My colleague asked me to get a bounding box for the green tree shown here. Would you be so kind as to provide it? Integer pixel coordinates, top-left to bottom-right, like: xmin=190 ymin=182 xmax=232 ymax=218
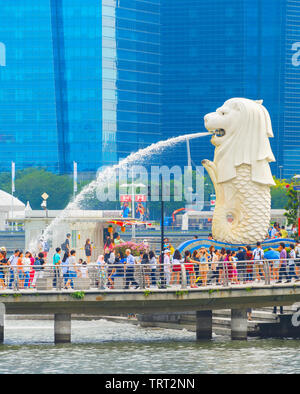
xmin=284 ymin=186 xmax=299 ymax=227
xmin=271 ymin=177 xmax=289 ymax=209
xmin=1 ymin=168 xmax=74 ymax=209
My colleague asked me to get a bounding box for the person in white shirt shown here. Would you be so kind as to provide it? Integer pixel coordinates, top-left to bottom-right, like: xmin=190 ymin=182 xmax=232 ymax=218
xmin=149 ymin=251 xmax=157 ymax=287
xmin=66 ymin=250 xmax=77 ymax=289
xmin=163 ymin=250 xmax=171 ymax=286
xmin=288 ymin=244 xmax=299 ymax=282
xmin=253 ymin=242 xmax=265 ymax=281
xmin=80 ymin=261 xmax=89 ymax=279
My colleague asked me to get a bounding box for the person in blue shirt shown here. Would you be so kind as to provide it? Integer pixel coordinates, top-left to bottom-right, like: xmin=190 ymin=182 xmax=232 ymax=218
xmin=52 ymin=247 xmax=61 ymax=288
xmin=264 ymin=248 xmax=280 ymax=282
xmin=124 ymin=249 xmax=139 ymax=289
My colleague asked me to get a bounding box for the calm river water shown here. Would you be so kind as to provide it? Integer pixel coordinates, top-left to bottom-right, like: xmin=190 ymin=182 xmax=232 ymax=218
xmin=0 ymin=318 xmax=300 ymax=374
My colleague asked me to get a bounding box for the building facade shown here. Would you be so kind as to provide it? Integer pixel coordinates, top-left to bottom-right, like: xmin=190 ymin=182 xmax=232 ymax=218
xmin=0 ymin=0 xmax=161 ymax=174
xmin=0 ymin=0 xmax=299 ymax=178
xmin=161 ymin=0 xmax=291 ymax=178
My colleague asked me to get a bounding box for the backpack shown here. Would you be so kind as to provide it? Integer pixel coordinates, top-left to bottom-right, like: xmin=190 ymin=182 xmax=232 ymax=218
xmin=61 ymin=241 xmax=67 ymax=252
xmin=34 ymin=257 xmax=42 ymax=271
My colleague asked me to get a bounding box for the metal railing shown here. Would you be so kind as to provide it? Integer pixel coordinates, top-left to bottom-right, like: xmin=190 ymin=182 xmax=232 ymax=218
xmin=0 ymin=258 xmax=299 ymax=292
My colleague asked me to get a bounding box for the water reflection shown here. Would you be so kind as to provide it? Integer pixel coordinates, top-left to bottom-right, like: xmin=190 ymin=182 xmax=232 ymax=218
xmin=1 ymin=319 xmax=300 ymax=374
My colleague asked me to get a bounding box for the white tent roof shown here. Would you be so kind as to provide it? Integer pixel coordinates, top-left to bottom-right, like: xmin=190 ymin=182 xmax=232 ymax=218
xmin=0 ymin=190 xmax=25 ymax=211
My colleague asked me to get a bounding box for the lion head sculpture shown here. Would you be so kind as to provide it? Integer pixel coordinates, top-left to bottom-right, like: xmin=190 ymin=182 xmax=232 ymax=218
xmin=204 ymin=98 xmax=275 ymax=186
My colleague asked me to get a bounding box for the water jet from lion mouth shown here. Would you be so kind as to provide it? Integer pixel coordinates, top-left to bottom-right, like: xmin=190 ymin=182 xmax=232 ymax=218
xmin=211 ymin=129 xmax=226 ymax=137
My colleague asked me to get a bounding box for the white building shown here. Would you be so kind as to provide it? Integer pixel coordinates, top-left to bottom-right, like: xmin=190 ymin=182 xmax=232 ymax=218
xmin=0 ymin=190 xmax=25 ymax=231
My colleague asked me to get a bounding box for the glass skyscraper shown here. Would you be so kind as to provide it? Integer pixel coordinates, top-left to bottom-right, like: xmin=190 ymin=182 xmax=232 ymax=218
xmin=0 ymin=0 xmax=161 ymax=174
xmin=161 ymin=0 xmax=289 ymax=177
xmin=0 ymin=0 xmax=299 ymax=178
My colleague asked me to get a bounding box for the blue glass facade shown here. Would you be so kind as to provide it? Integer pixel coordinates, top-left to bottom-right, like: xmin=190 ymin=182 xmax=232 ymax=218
xmin=0 ymin=0 xmax=161 ymax=174
xmin=0 ymin=2 xmax=58 ymax=170
xmin=0 ymin=0 xmax=299 ymax=178
xmin=161 ymin=0 xmax=290 ymax=177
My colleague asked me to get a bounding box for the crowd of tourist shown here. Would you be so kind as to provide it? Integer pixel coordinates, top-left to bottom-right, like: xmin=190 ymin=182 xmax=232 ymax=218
xmin=0 ymin=231 xmax=300 ymax=291
xmin=267 ymin=222 xmax=291 ymax=239
xmin=0 ymin=233 xmax=94 ymax=290
xmin=91 ymin=236 xmax=300 ymax=290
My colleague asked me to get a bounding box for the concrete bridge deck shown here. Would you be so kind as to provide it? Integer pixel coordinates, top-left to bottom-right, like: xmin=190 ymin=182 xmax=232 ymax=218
xmin=1 ymin=282 xmax=300 ymax=343
xmin=1 ymin=282 xmax=300 ymax=315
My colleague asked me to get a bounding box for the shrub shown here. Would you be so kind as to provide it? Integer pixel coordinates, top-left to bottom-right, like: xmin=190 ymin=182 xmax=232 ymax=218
xmin=114 ymin=241 xmax=148 ymax=257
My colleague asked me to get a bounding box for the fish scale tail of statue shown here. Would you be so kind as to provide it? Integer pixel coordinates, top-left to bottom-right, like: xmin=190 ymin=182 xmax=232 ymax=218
xmin=202 ymin=98 xmax=275 ymax=245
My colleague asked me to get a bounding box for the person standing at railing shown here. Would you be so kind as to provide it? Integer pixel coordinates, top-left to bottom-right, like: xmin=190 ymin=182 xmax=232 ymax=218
xmin=108 ymin=251 xmax=125 ymax=289
xmin=31 ymin=252 xmax=46 ymax=288
xmin=0 ymin=249 xmax=9 ymax=288
xmin=107 ymin=251 xmax=115 ymax=280
xmin=192 ymin=250 xmax=200 ymax=280
xmin=96 ymin=254 xmax=106 ymax=289
xmin=124 ymin=249 xmax=139 ymax=290
xmin=163 ymin=249 xmax=172 ymax=287
xmin=78 ymin=260 xmax=88 ymax=279
xmin=170 ymin=249 xmax=182 ymax=286
xmin=207 ymin=246 xmax=218 ymax=285
xmin=264 ymin=248 xmax=280 ymax=282
xmin=198 ymin=248 xmax=209 ymax=287
xmin=149 ymin=251 xmax=157 ymax=287
xmin=0 ymin=250 xmax=7 ymax=290
xmin=287 ymin=244 xmax=299 ymax=282
xmin=253 ymin=242 xmax=265 ymax=282
xmin=244 ymin=246 xmax=254 ymax=282
xmin=67 ymin=250 xmax=77 ymax=289
xmin=236 ymin=247 xmax=246 ymax=283
xmin=52 ymin=247 xmax=62 ymax=288
xmin=23 ymin=252 xmax=31 ymax=289
xmin=61 ymin=251 xmax=70 ymax=289
xmin=8 ymin=250 xmax=19 ymax=289
xmin=217 ymin=248 xmax=226 ymax=284
xmin=28 ymin=252 xmax=35 ymax=288
xmin=16 ymin=251 xmax=24 ymax=289
xmin=231 ymin=251 xmax=239 ymax=283
xmin=183 ymin=250 xmax=197 ymax=288
xmin=225 ymin=250 xmax=236 ymax=284
xmin=141 ymin=253 xmax=151 ymax=288
xmin=277 ymin=242 xmax=288 ymax=283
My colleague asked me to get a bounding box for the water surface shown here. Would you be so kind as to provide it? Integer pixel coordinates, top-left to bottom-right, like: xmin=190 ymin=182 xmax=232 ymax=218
xmin=1 ymin=319 xmax=299 ymax=374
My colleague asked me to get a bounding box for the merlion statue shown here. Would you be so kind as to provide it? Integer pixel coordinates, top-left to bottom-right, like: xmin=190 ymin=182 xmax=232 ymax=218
xmin=202 ymin=98 xmax=275 ymax=244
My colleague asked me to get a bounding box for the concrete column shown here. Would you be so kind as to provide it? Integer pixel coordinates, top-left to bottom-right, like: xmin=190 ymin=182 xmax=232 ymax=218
xmin=231 ymin=309 xmax=248 ymax=340
xmin=196 ymin=310 xmax=212 ymax=340
xmin=0 ymin=303 xmax=4 ymax=344
xmin=54 ymin=313 xmax=71 ymax=344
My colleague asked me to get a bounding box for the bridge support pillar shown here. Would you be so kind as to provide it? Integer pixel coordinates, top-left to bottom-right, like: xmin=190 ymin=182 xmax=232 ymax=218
xmin=231 ymin=309 xmax=248 ymax=340
xmin=196 ymin=310 xmax=212 ymax=340
xmin=54 ymin=313 xmax=71 ymax=344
